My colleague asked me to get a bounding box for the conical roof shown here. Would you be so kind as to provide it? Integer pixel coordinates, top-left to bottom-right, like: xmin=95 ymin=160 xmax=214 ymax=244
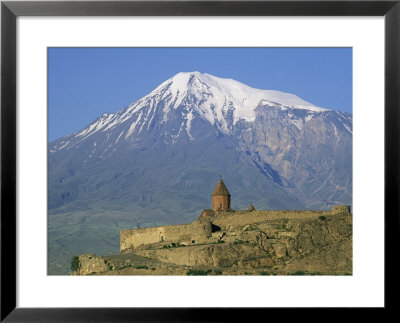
xmin=212 ymin=179 xmax=230 ymax=196
xmin=248 ymin=203 xmax=255 ymax=212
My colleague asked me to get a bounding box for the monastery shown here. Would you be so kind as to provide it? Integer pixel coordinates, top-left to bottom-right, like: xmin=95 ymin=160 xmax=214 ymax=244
xmin=120 ymin=179 xmax=350 ymax=254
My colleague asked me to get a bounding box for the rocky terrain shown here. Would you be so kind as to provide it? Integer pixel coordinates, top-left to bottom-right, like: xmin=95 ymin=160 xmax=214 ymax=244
xmin=73 ymin=209 xmax=352 ymax=276
xmin=50 ymin=72 xmax=352 ymax=275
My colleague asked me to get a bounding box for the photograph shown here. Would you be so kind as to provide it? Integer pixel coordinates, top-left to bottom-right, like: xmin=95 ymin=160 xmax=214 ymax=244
xmin=48 ymin=47 xmax=353 ymax=276
xmin=3 ymin=0 xmax=397 ymax=318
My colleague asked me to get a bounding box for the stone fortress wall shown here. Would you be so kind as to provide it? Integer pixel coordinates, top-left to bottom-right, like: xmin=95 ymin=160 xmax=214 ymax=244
xmin=332 ymin=205 xmax=351 ymax=214
xmin=120 ymin=206 xmax=350 ymax=253
xmin=211 ymin=209 xmax=336 ymax=231
xmin=120 ymin=218 xmax=212 ymax=253
xmin=77 ymin=179 xmax=352 ymax=275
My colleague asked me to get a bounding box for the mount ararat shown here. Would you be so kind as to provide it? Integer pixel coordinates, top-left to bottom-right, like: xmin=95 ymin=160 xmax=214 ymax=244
xmin=48 ymin=72 xmax=352 ymax=274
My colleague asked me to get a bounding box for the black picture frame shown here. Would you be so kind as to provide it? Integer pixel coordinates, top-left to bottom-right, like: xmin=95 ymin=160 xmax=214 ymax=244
xmin=1 ymin=0 xmax=399 ymax=321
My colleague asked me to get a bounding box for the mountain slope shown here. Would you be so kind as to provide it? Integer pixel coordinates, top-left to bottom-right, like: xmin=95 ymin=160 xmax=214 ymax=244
xmin=50 ymin=71 xmax=325 ymax=150
xmin=48 ymin=71 xmax=352 ymax=274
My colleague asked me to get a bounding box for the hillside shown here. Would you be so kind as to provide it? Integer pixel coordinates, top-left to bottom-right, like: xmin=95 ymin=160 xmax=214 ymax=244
xmin=73 ymin=208 xmax=352 ymax=276
xmin=49 ymin=72 xmax=352 ymax=275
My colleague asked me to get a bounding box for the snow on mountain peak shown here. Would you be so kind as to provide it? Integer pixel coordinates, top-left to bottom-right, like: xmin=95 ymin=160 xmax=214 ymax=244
xmin=54 ymin=72 xmax=330 ymax=148
xmin=119 ymin=72 xmax=328 ymax=130
xmin=152 ymin=71 xmax=328 ymax=128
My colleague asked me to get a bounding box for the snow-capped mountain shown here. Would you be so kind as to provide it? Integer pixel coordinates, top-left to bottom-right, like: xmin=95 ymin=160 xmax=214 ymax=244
xmin=50 ymin=71 xmax=332 ymax=152
xmin=48 ymin=71 xmax=352 ymax=274
xmin=49 ymin=72 xmax=352 ymax=220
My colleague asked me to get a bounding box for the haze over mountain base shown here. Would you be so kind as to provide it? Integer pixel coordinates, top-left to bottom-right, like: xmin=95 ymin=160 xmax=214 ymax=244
xmin=48 ymin=72 xmax=352 ymax=275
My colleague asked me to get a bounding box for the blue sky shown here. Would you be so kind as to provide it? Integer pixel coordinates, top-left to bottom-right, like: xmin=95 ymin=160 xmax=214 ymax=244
xmin=48 ymin=47 xmax=352 ymax=141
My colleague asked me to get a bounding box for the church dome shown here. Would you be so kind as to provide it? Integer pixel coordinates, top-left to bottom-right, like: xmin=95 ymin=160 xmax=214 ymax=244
xmin=212 ymin=179 xmax=231 ymax=196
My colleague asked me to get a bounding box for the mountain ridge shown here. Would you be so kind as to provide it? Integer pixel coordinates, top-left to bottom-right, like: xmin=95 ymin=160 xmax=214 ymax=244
xmin=50 ymin=71 xmax=331 ymax=149
xmin=48 ymin=71 xmax=352 ymax=275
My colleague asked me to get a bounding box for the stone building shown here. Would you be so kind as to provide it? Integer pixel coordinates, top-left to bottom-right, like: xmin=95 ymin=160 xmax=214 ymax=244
xmin=121 ymin=178 xmax=233 ymax=252
xmin=120 ymin=179 xmax=351 ymax=254
xmin=211 ymin=178 xmax=231 ymax=212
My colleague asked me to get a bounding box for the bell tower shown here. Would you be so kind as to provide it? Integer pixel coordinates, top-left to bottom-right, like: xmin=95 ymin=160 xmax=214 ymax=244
xmin=211 ymin=179 xmax=231 ymax=212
